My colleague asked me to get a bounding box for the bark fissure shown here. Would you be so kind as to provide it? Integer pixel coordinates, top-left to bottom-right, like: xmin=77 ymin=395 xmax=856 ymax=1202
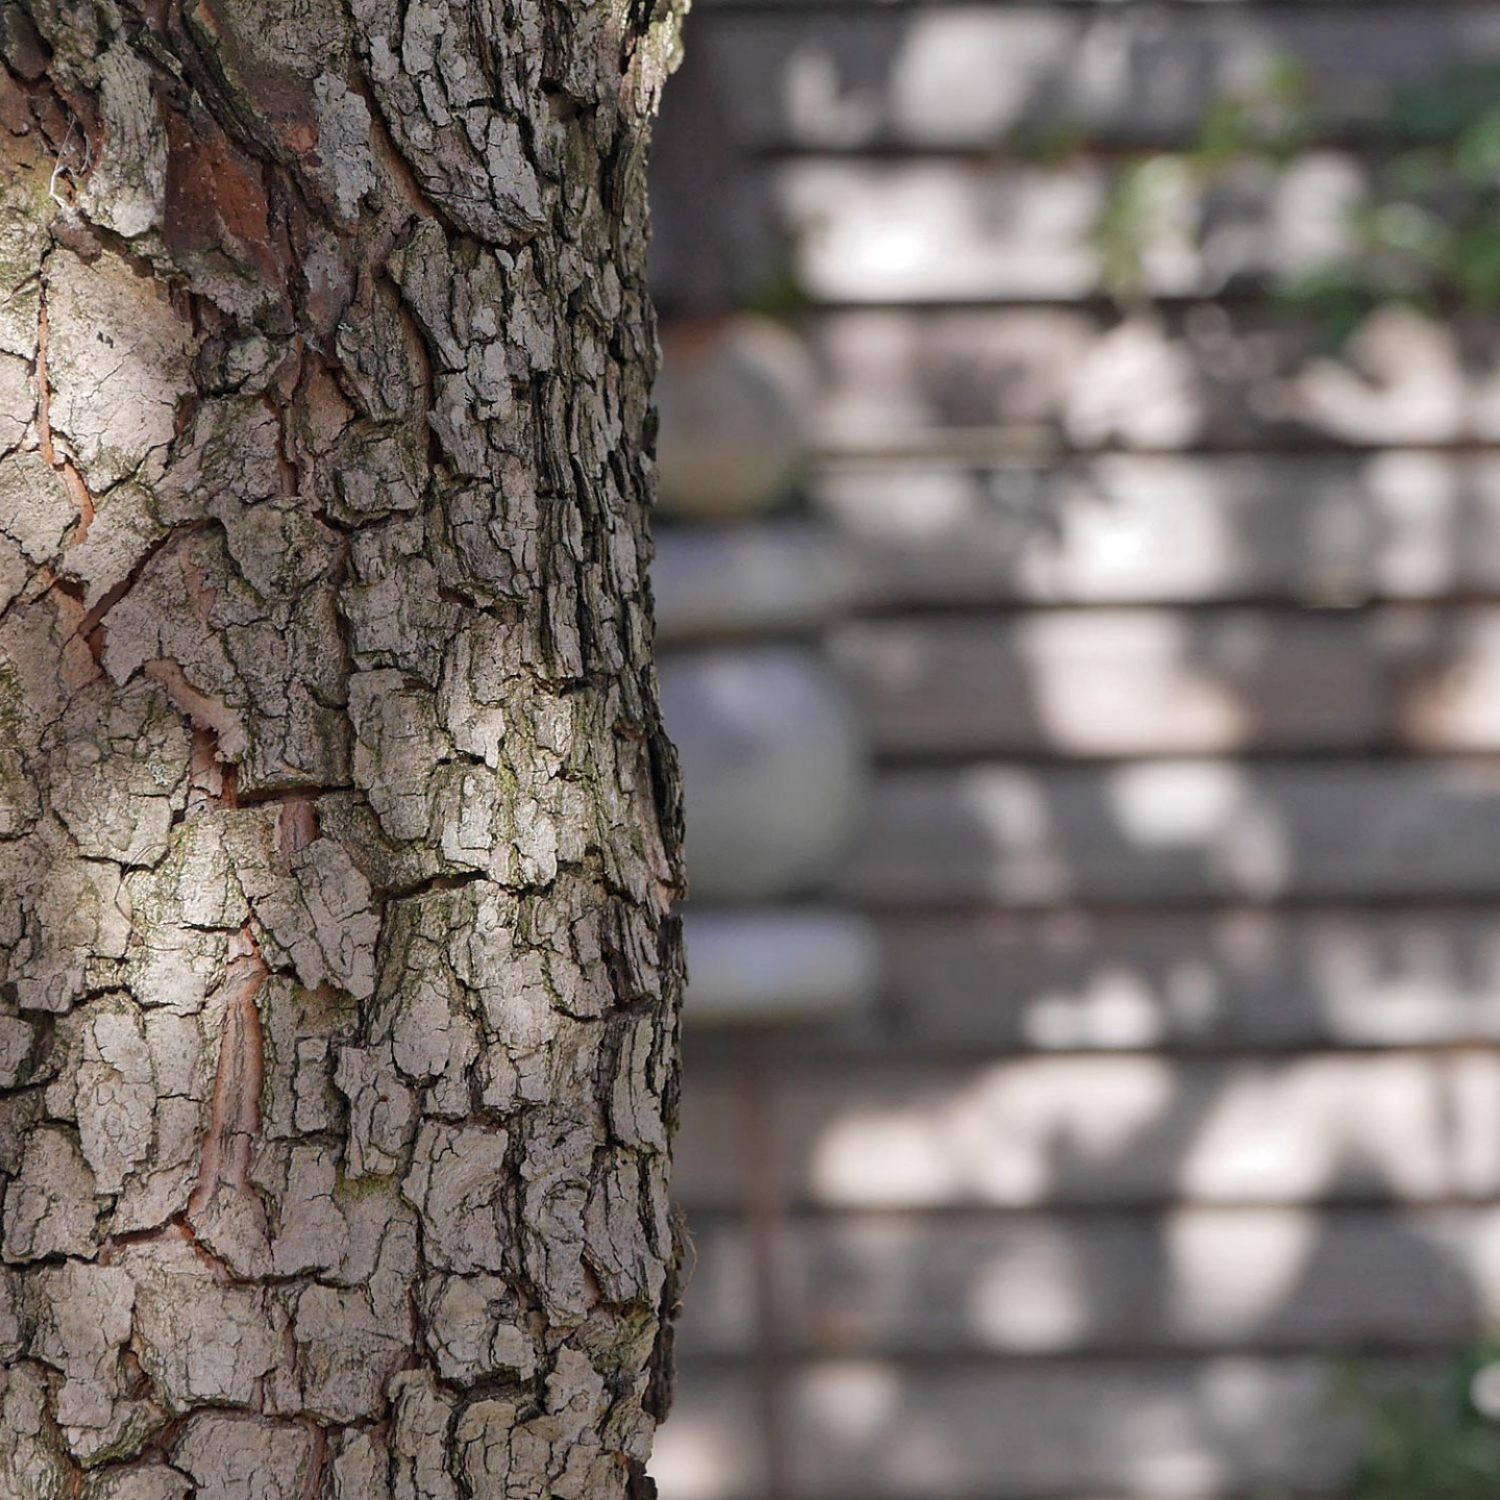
xmin=0 ymin=0 xmax=686 ymax=1494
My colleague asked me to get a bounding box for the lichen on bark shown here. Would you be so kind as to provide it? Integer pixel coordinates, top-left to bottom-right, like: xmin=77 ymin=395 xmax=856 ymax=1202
xmin=0 ymin=0 xmax=686 ymax=1492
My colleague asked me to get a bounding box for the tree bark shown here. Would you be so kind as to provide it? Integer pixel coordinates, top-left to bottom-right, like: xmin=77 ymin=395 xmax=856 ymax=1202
xmin=0 ymin=1 xmax=686 ymax=1494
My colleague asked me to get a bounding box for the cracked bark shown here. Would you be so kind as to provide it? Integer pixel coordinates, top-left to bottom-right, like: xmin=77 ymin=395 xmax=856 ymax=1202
xmin=0 ymin=0 xmax=687 ymax=1494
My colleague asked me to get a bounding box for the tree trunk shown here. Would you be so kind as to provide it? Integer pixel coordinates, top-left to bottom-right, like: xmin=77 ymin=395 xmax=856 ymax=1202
xmin=0 ymin=1 xmax=686 ymax=1494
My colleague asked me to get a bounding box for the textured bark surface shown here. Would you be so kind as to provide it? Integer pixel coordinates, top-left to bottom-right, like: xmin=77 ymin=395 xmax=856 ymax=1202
xmin=0 ymin=1 xmax=686 ymax=1494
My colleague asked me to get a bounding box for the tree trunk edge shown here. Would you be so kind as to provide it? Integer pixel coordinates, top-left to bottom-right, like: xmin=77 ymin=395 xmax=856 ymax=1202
xmin=0 ymin=0 xmax=690 ymax=1494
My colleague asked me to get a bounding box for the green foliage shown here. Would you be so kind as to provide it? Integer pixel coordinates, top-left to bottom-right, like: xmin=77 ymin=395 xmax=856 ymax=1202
xmin=1195 ymin=57 xmax=1314 ymax=171
xmin=1343 ymin=1344 xmax=1500 ymax=1500
xmin=1294 ymin=64 xmax=1500 ymax=329
xmin=1093 ymin=156 xmax=1180 ymax=305
xmin=1091 ymin=60 xmax=1313 ymax=310
xmin=742 ymin=259 xmax=813 ymax=321
xmin=1093 ymin=60 xmax=1500 ymax=339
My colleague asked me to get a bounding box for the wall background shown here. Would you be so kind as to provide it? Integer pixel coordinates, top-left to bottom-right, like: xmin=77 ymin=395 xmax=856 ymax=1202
xmin=647 ymin=5 xmax=1500 ymax=1497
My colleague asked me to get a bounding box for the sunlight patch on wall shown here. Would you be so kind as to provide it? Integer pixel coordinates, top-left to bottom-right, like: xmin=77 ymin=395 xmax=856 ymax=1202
xmin=1018 ymin=611 xmax=1247 ymax=755
xmin=650 ymin=1411 xmax=749 ymax=1500
xmin=809 ymin=1057 xmax=1175 ymax=1207
xmin=802 ymin=1359 xmax=902 ymax=1446
xmin=1166 ymin=1208 xmax=1317 ymax=1336
xmin=970 ymin=1223 xmax=1092 ymax=1350
xmin=964 ymin=768 xmax=1068 ymax=904
xmin=1023 ymin=965 xmax=1167 ymax=1049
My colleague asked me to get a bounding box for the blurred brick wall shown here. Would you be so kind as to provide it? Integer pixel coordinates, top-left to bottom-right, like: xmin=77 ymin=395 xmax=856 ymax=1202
xmin=647 ymin=6 xmax=1500 ymax=1498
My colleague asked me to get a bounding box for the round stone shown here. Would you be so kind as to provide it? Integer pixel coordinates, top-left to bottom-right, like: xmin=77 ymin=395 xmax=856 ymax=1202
xmin=655 ymin=315 xmax=815 ymax=518
xmin=659 ymin=645 xmax=867 ymax=901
